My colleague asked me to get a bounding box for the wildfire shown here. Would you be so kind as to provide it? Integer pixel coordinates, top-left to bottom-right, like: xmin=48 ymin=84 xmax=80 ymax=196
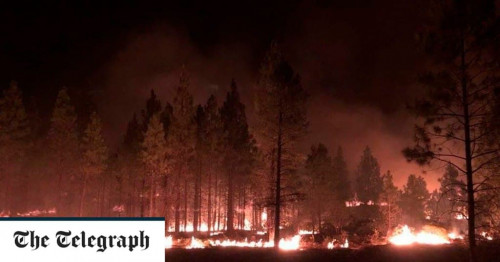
xmin=327 ymin=239 xmax=349 ymax=249
xmin=181 ymin=234 xmax=303 ymax=250
xmin=209 ymin=238 xmax=271 ymax=248
xmin=168 ymin=229 xmax=354 ymax=250
xmin=447 ymin=232 xmax=464 ymax=240
xmin=298 ymin=229 xmax=313 ymax=235
xmin=165 ymin=236 xmax=173 ymax=249
xmin=278 ymin=235 xmax=301 ymax=250
xmin=388 ymin=225 xmax=450 ymax=246
xmin=481 ymin=232 xmax=493 ymax=241
xmin=15 ymin=208 xmax=56 ymax=217
xmin=186 ymin=237 xmax=205 ymax=249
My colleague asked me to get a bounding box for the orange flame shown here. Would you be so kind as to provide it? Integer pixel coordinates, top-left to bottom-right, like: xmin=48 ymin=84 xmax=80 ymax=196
xmin=388 ymin=225 xmax=450 ymax=245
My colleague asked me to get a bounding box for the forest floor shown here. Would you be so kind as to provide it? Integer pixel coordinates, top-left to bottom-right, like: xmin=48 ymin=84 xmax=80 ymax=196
xmin=165 ymin=242 xmax=500 ymax=262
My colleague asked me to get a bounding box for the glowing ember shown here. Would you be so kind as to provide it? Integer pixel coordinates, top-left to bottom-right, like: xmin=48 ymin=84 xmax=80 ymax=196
xmin=16 ymin=208 xmax=56 ymax=217
xmin=186 ymin=237 xmax=205 ymax=249
xmin=112 ymin=205 xmax=125 ymax=213
xmin=165 ymin=236 xmax=173 ymax=249
xmin=388 ymin=225 xmax=450 ymax=245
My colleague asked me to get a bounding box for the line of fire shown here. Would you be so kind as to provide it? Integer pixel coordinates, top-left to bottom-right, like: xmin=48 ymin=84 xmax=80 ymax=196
xmin=1 ymin=0 xmax=500 ymax=261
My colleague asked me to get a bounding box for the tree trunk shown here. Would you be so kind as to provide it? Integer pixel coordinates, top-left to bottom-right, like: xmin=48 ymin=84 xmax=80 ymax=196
xmin=194 ymin=157 xmax=201 ymax=233
xmin=226 ymin=169 xmax=234 ymax=232
xmin=140 ymin=177 xmax=145 ymax=217
xmin=79 ymin=172 xmax=88 ymax=217
xmin=183 ymin=178 xmax=188 ymax=231
xmin=175 ymin=167 xmax=181 ymax=233
xmin=274 ymin=111 xmax=283 ymax=248
xmin=207 ymin=164 xmax=212 ymax=233
xmin=149 ymin=172 xmax=154 ymax=217
xmin=460 ymin=31 xmax=476 ymax=262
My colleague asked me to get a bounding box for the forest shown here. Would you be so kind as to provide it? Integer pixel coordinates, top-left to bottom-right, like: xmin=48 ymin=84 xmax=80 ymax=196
xmin=0 ymin=1 xmax=499 ymax=261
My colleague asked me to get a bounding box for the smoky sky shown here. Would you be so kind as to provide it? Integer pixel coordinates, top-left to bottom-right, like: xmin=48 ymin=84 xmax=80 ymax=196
xmin=0 ymin=0 xmax=443 ymax=189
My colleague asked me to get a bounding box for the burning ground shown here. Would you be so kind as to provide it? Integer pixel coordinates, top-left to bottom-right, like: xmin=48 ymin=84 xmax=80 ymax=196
xmin=164 ymin=243 xmax=500 ymax=262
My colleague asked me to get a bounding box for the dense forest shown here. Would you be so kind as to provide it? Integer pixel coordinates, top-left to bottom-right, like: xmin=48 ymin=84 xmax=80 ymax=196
xmin=0 ymin=2 xmax=499 ymax=259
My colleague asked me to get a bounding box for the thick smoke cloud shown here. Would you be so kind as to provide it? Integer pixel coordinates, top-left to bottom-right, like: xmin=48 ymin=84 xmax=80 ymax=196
xmin=97 ymin=1 xmax=441 ymax=190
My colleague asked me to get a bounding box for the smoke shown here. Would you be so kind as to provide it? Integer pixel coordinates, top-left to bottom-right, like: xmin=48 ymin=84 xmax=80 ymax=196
xmin=94 ymin=2 xmax=442 ymax=190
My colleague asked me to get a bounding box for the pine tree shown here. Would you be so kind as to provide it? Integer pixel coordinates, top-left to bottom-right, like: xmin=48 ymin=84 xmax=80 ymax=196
xmin=124 ymin=114 xmax=142 ymax=154
xmin=402 ymin=1 xmax=499 ymax=258
xmin=141 ymin=90 xmax=162 ymax=132
xmin=255 ymin=42 xmax=308 ymax=246
xmin=379 ymin=170 xmax=402 ymax=233
xmin=399 ymin=174 xmax=430 ymax=226
xmin=193 ymin=105 xmax=205 ymax=232
xmin=220 ymin=80 xmax=256 ymax=233
xmin=169 ymin=69 xmax=195 ymax=232
xmin=302 ymin=143 xmax=335 ymax=233
xmin=80 ymin=112 xmax=108 ymax=216
xmin=141 ymin=114 xmax=168 ymax=217
xmin=437 ymin=164 xmax=466 ymax=224
xmin=203 ymin=95 xmax=221 ymax=232
xmin=0 ymin=81 xmax=31 ymax=213
xmin=47 ymin=87 xmax=79 ymax=215
xmin=332 ymin=146 xmax=351 ymax=202
xmin=355 ymin=146 xmax=383 ymax=203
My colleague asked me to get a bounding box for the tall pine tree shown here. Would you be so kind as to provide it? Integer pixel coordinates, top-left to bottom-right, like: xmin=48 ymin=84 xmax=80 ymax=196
xmin=0 ymin=81 xmax=31 ymax=214
xmin=80 ymin=112 xmax=108 ymax=216
xmin=141 ymin=114 xmax=168 ymax=217
xmin=169 ymin=69 xmax=195 ymax=232
xmin=255 ymin=42 xmax=308 ymax=246
xmin=355 ymin=146 xmax=383 ymax=203
xmin=220 ymin=80 xmax=255 ymax=233
xmin=47 ymin=87 xmax=79 ymax=216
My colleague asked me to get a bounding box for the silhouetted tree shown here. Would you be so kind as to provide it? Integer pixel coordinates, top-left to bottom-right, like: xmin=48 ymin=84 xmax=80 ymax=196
xmin=256 ymin=42 xmax=308 ymax=246
xmin=141 ymin=114 xmax=168 ymax=217
xmin=80 ymin=112 xmax=108 ymax=216
xmin=403 ymin=1 xmax=499 ymax=258
xmin=302 ymin=143 xmax=336 ymax=233
xmin=380 ymin=170 xmax=401 ymax=233
xmin=332 ymin=146 xmax=351 ymax=202
xmin=47 ymin=87 xmax=79 ymax=215
xmin=355 ymin=147 xmax=383 ymax=203
xmin=220 ymin=80 xmax=256 ymax=233
xmin=399 ymin=174 xmax=429 ymax=226
xmin=169 ymin=70 xmax=195 ymax=232
xmin=0 ymin=81 xmax=31 ymax=214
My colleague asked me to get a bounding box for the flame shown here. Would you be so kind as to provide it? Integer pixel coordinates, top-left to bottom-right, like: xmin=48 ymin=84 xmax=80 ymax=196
xmin=15 ymin=208 xmax=56 ymax=217
xmin=207 ymin=235 xmax=301 ymax=250
xmin=389 ymin=225 xmax=450 ymax=245
xmin=165 ymin=236 xmax=173 ymax=249
xmin=327 ymin=239 xmax=349 ymax=249
xmin=261 ymin=210 xmax=267 ymax=221
xmin=278 ymin=235 xmax=301 ymax=250
xmin=209 ymin=238 xmax=269 ymax=248
xmin=481 ymin=232 xmax=493 ymax=241
xmin=186 ymin=237 xmax=205 ymax=249
xmin=448 ymin=232 xmax=464 ymax=240
xmin=298 ymin=229 xmax=313 ymax=235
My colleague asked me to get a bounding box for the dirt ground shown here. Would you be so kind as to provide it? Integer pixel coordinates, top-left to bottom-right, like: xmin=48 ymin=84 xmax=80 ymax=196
xmin=165 ymin=242 xmax=500 ymax=262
